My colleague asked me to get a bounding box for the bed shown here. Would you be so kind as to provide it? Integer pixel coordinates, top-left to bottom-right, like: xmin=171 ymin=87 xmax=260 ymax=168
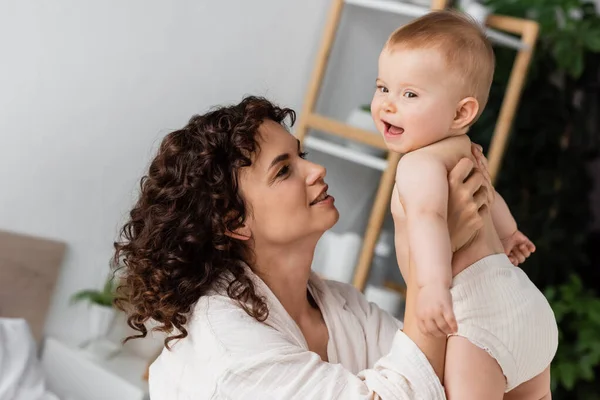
xmin=0 ymin=229 xmax=66 ymax=399
xmin=0 ymin=229 xmax=66 ymax=343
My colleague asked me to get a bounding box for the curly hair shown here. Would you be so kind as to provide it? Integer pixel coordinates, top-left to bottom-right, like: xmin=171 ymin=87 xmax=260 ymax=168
xmin=112 ymin=96 xmax=296 ymax=348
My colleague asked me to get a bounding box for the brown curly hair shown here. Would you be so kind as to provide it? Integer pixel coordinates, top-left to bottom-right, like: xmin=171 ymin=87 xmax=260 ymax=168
xmin=112 ymin=96 xmax=296 ymax=348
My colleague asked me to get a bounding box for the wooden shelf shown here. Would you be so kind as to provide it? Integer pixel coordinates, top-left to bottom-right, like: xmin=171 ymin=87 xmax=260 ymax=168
xmin=306 ymin=113 xmax=388 ymax=150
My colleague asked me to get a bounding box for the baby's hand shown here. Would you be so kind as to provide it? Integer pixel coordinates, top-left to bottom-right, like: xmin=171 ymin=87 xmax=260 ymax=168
xmin=502 ymin=230 xmax=536 ymax=266
xmin=416 ymin=284 xmax=457 ymax=337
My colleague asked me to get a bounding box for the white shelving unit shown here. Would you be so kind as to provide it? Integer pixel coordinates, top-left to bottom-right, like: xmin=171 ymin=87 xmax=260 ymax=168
xmin=346 ymin=0 xmax=430 ymax=17
xmin=346 ymin=0 xmax=527 ymax=50
xmin=302 ymin=0 xmax=529 ymax=178
xmin=304 ymin=137 xmax=388 ymax=171
xmin=295 ymin=0 xmax=539 ymax=290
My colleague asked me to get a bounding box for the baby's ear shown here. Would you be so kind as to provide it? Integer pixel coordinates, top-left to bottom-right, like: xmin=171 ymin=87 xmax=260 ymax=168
xmin=452 ymin=97 xmax=479 ymax=130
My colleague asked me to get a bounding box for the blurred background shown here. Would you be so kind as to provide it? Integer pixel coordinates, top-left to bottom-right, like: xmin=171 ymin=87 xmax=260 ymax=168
xmin=0 ymin=1 xmax=599 ymax=399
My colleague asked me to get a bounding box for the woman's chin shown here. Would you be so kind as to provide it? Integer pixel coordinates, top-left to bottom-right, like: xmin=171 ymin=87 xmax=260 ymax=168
xmin=311 ymin=207 xmax=340 ymax=235
xmin=330 ymin=208 xmax=340 ymax=224
xmin=322 ymin=208 xmax=340 ymax=230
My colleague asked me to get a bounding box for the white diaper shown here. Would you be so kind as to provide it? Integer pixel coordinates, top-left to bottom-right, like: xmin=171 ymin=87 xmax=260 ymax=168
xmin=450 ymin=254 xmax=558 ymax=392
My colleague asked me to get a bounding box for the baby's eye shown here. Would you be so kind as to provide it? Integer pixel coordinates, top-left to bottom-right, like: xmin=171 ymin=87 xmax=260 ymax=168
xmin=403 ymin=91 xmax=417 ymax=98
xmin=377 ymin=85 xmax=389 ymax=93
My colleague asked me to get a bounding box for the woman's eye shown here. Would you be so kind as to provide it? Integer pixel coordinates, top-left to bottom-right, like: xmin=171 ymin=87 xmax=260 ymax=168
xmin=299 ymin=151 xmax=308 ymax=159
xmin=276 ymin=165 xmax=290 ymax=178
xmin=403 ymin=91 xmax=417 ymax=98
xmin=377 ymin=85 xmax=389 ymax=93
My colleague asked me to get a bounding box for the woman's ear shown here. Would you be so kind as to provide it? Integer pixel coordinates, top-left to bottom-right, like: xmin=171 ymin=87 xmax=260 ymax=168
xmin=452 ymin=97 xmax=479 ymax=131
xmin=225 ymin=227 xmax=251 ymax=241
xmin=224 ymin=216 xmax=252 ymax=241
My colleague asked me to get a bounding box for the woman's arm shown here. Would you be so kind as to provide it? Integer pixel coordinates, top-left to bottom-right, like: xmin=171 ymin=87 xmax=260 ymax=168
xmin=401 ymin=146 xmax=492 ymax=381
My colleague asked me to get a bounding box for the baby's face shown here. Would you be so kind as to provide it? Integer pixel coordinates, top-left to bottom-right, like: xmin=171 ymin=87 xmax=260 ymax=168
xmin=371 ymin=47 xmax=462 ymax=154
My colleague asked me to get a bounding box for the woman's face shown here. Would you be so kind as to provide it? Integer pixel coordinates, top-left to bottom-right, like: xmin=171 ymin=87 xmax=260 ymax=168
xmin=238 ymin=120 xmax=339 ymax=248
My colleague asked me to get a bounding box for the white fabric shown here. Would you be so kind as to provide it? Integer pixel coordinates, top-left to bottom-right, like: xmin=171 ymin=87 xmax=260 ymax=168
xmin=0 ymin=318 xmax=59 ymax=400
xmin=450 ymin=254 xmax=558 ymax=391
xmin=149 ymin=271 xmax=446 ymax=399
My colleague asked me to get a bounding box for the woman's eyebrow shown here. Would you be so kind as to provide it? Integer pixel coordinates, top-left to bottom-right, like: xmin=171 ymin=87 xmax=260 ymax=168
xmin=268 ymin=139 xmax=301 ymax=170
xmin=268 ymin=153 xmax=290 ymax=170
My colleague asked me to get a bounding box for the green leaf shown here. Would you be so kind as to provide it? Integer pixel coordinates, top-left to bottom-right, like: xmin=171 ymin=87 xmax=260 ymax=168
xmin=71 ymin=290 xmax=101 ymax=304
xmin=559 ymin=363 xmax=577 ymax=390
xmin=103 ymin=276 xmax=113 ymax=294
xmin=578 ymin=355 xmax=595 ymax=381
xmin=71 ymin=275 xmax=116 ymax=307
xmin=570 ymin=50 xmax=584 ymax=78
xmin=584 ymin=32 xmax=600 ymax=52
xmin=552 ymin=39 xmax=572 ymax=70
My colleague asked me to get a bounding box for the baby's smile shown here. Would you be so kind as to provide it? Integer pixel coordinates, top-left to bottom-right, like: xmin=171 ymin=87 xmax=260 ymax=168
xmin=382 ymin=119 xmax=404 ymax=138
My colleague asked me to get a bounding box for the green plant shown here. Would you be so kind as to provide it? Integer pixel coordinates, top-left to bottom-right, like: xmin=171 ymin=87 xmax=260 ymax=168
xmin=469 ymin=0 xmax=600 ymax=398
xmin=545 ymin=276 xmax=600 ymax=397
xmin=71 ymin=275 xmax=117 ymax=307
xmin=482 ymin=0 xmax=600 ymax=79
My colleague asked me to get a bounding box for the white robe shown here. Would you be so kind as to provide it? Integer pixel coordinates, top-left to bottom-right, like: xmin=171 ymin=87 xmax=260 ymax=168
xmin=149 ymin=270 xmax=446 ymax=399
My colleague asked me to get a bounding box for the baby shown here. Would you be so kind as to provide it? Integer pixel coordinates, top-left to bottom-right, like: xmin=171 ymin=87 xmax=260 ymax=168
xmin=370 ymin=11 xmax=558 ymax=399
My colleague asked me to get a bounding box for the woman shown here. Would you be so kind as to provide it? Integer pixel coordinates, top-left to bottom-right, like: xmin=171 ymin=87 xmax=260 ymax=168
xmin=113 ymin=96 xmax=492 ymax=399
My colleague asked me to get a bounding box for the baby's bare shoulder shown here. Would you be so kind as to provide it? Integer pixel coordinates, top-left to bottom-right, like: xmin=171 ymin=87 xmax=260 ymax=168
xmin=416 ymin=135 xmax=473 ymax=170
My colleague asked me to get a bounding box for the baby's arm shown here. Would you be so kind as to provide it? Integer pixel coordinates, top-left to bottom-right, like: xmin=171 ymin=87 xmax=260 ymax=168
xmin=396 ymin=152 xmax=456 ymax=337
xmin=491 ymin=191 xmax=536 ymax=265
xmin=491 ymin=191 xmax=517 ymax=239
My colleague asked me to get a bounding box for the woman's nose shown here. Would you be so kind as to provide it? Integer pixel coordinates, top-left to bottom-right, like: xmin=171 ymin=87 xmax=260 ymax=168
xmin=305 ymin=161 xmax=327 ymax=185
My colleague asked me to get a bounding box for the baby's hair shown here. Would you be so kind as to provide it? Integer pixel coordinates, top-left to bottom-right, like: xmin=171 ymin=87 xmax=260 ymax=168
xmin=386 ymin=10 xmax=495 ymax=122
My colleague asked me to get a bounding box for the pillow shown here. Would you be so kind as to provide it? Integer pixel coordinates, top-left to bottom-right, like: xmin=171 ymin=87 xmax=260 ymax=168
xmin=0 ymin=318 xmax=59 ymax=400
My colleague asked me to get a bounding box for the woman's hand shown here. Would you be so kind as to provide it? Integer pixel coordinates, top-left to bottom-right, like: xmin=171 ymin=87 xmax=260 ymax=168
xmin=447 ymin=144 xmax=493 ymax=252
xmin=471 ymin=143 xmax=494 ymax=203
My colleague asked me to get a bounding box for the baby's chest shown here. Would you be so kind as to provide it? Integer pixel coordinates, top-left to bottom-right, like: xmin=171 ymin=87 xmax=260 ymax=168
xmin=390 ymin=184 xmax=406 ymax=221
xmin=390 ymin=188 xmax=408 ymax=243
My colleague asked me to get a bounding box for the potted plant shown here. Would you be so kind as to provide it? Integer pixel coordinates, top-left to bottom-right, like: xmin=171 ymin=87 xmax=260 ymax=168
xmin=71 ymin=275 xmax=119 ymax=342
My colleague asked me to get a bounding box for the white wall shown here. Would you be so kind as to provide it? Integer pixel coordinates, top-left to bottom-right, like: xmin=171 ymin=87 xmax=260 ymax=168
xmin=0 ymin=0 xmax=332 ymax=343
xmin=0 ymin=0 xmax=410 ymax=344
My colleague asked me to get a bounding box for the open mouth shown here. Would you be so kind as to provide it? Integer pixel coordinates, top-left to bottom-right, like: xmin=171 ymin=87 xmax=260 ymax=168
xmin=310 ymin=185 xmax=331 ymax=206
xmin=383 ymin=121 xmax=404 ymax=136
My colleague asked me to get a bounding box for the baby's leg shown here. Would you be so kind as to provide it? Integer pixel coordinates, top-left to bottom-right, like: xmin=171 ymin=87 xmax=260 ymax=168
xmin=444 ymin=336 xmax=505 ymax=400
xmin=503 ymin=366 xmax=551 ymax=400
